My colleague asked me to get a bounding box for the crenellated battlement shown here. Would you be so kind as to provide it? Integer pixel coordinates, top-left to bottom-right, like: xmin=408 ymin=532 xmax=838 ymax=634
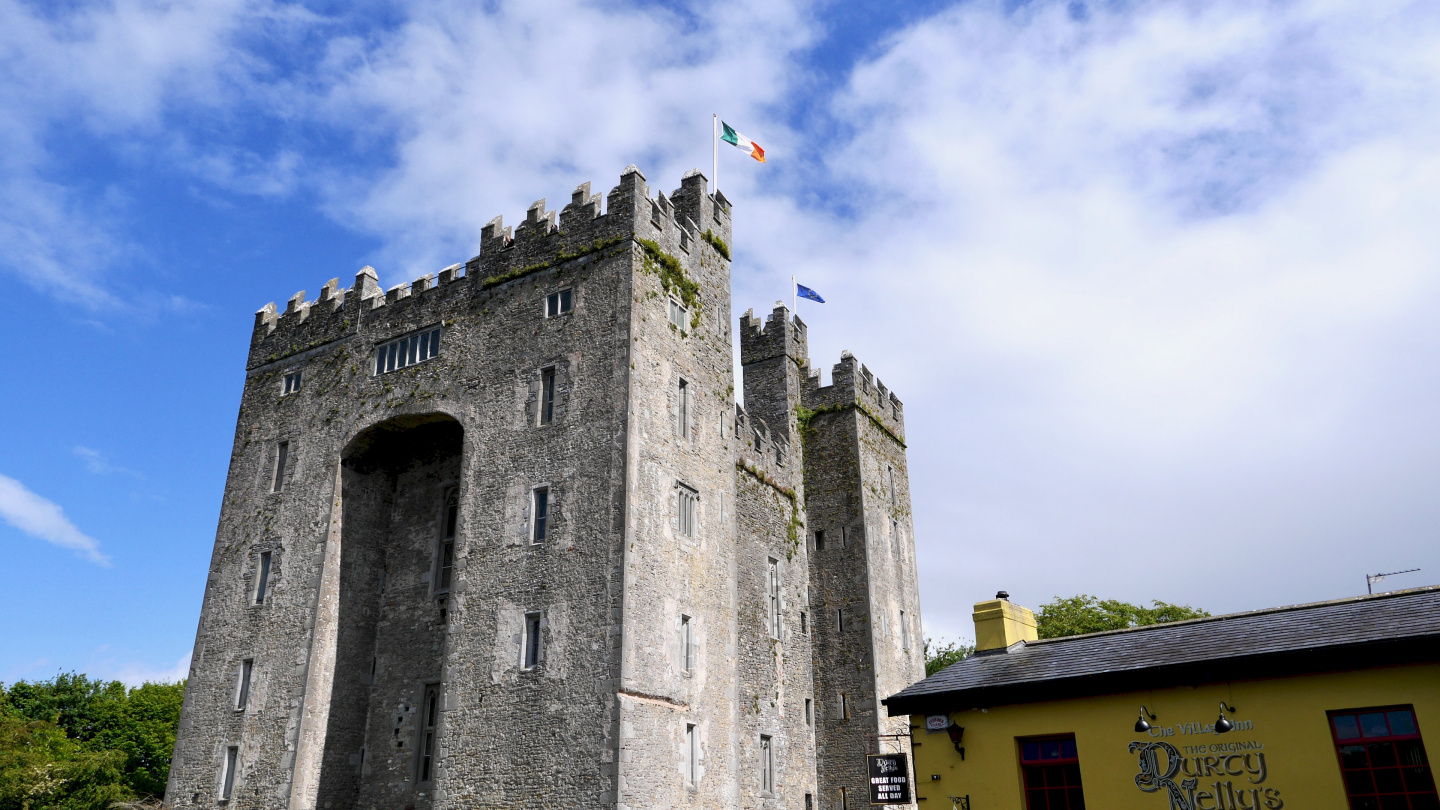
xmin=801 ymin=350 xmax=906 ymax=443
xmin=246 ymin=167 xmax=731 ymax=371
xmin=733 ymin=403 xmax=794 ymax=485
xmin=739 ymin=303 xmax=809 ymax=367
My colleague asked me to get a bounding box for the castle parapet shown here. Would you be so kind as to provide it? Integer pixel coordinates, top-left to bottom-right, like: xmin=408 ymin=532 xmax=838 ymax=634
xmin=740 ymin=303 xmax=809 ymax=367
xmin=734 ymin=404 xmax=795 ymax=488
xmin=245 ymin=167 xmax=728 ymax=371
xmin=801 ymin=351 xmax=906 ymax=442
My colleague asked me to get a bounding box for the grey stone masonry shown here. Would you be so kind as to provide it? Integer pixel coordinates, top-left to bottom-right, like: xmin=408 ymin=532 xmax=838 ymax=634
xmin=168 ymin=166 xmax=922 ymax=810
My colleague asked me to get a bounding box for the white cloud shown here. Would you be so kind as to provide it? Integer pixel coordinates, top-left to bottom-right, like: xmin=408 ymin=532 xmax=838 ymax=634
xmin=0 ymin=473 xmax=109 ymax=565
xmin=74 ymin=446 xmax=145 ymax=479
xmin=93 ymin=651 xmax=193 ymax=688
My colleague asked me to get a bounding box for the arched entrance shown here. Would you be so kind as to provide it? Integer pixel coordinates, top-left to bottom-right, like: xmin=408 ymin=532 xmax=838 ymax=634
xmin=314 ymin=413 xmax=463 ymax=810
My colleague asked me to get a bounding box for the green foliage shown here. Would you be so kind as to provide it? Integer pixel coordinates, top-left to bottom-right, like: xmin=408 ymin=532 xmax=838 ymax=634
xmin=923 ymin=637 xmax=974 ymax=676
xmin=637 ymin=238 xmax=702 ymax=328
xmin=0 ymin=674 xmax=186 ymax=804
xmin=0 ymin=716 xmax=131 ymax=810
xmin=1035 ymin=595 xmax=1210 ymax=639
xmin=479 ymin=235 xmax=627 ymax=290
xmin=701 ymin=229 xmax=730 ymax=260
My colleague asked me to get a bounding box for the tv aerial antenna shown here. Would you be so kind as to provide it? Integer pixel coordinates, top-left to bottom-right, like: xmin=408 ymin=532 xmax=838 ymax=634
xmin=1367 ymin=568 xmax=1420 ymax=594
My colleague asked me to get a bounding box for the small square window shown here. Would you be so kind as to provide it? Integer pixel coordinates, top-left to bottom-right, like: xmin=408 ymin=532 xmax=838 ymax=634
xmin=546 ymin=289 xmax=573 ymax=317
xmin=282 ymin=370 xmax=302 ymax=395
xmin=669 ymin=299 xmax=687 ymax=329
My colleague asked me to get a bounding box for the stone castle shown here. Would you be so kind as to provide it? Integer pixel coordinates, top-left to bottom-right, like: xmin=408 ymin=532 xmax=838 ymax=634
xmin=167 ymin=166 xmax=924 ymax=809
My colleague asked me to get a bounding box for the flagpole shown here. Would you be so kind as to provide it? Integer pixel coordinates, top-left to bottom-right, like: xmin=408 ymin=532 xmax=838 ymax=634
xmin=792 ymin=275 xmax=796 ymax=316
xmin=712 ymin=114 xmax=718 ymax=199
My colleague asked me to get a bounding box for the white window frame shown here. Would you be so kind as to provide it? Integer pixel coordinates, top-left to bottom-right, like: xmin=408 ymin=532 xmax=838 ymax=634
xmin=374 ymin=326 xmax=442 ymax=375
xmin=282 ymin=369 xmax=302 ymax=396
xmin=545 ymin=288 xmax=573 ymax=318
xmin=669 ymin=298 xmax=687 ymax=329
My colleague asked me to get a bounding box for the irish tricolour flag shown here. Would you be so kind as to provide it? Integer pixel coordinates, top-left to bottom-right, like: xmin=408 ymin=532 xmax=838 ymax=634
xmin=721 ymin=121 xmax=766 ymax=163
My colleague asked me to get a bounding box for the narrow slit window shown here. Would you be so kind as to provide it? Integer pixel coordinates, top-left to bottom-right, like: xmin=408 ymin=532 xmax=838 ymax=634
xmin=221 ymin=745 xmax=238 ymax=800
xmin=836 ymin=608 xmax=845 ymax=633
xmin=686 ymin=723 xmax=699 ymax=785
xmin=254 ymin=551 xmax=271 ymax=605
xmin=768 ymin=558 xmax=781 ymax=639
xmin=840 ymin=527 xmax=848 ymax=548
xmin=899 ymin=610 xmax=908 ymax=649
xmin=840 ymin=693 xmax=849 ymax=720
xmin=282 ymin=370 xmax=302 ymax=395
xmin=523 ymin=612 xmax=542 ymax=669
xmin=800 ymin=611 xmax=807 ymax=634
xmin=417 ymin=685 xmax=440 ymax=783
xmin=236 ymin=659 xmax=253 ymax=711
xmin=680 ymin=614 xmax=693 ymax=673
xmin=677 ymin=486 xmax=696 ymax=538
xmin=678 ymin=379 xmax=690 ymax=439
xmin=532 ymin=487 xmax=549 ymax=543
xmin=805 ymin=698 xmax=813 ymax=726
xmin=888 ymin=465 xmax=896 ymax=504
xmin=540 ymin=368 xmax=557 ymax=425
xmin=546 ymin=289 xmax=572 ymax=317
xmin=436 ymin=491 xmax=457 ymax=594
xmin=374 ymin=327 xmax=441 ymax=375
xmin=760 ymin=735 xmax=774 ymax=794
xmin=272 ymin=442 xmax=289 ymax=493
xmin=839 ymin=786 xmax=848 ymax=810
xmin=814 ymin=530 xmax=825 ymax=551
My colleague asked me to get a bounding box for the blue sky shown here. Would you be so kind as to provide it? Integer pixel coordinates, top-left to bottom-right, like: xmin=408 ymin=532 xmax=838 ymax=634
xmin=4 ymin=0 xmax=1440 ymax=685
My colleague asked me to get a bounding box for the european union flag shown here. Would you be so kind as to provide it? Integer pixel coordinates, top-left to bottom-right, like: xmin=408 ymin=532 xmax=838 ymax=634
xmin=796 ymin=283 xmax=825 ymax=303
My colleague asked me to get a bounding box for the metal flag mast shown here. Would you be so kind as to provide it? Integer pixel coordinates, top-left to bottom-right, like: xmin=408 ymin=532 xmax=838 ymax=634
xmin=712 ymin=114 xmax=719 ymax=200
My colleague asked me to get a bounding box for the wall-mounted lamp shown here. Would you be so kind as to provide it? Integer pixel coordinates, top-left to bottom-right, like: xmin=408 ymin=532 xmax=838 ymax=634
xmin=1215 ymin=702 xmax=1238 ymax=734
xmin=1135 ymin=705 xmax=1157 ymax=733
xmin=947 ymin=724 xmax=966 ymax=760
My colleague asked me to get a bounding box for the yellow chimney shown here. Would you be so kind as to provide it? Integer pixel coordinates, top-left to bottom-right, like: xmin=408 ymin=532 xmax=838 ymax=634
xmin=973 ymin=591 xmax=1038 ymax=652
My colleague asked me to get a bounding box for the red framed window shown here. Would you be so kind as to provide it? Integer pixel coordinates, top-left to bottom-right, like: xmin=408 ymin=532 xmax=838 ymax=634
xmin=1330 ymin=706 xmax=1438 ymax=810
xmin=1020 ymin=735 xmax=1085 ymax=810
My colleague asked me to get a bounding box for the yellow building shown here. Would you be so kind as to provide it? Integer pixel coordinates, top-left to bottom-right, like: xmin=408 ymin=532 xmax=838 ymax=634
xmin=883 ymin=586 xmax=1440 ymax=810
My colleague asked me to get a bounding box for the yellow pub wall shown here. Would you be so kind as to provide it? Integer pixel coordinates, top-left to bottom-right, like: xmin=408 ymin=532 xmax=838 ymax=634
xmin=909 ymin=662 xmax=1440 ymax=809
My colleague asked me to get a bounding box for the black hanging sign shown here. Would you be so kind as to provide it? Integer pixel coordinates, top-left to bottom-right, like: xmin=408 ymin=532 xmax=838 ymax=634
xmin=868 ymin=753 xmax=911 ymax=804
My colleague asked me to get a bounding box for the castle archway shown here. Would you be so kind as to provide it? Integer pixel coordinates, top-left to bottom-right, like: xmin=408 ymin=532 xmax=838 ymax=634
xmin=316 ymin=412 xmax=463 ymax=810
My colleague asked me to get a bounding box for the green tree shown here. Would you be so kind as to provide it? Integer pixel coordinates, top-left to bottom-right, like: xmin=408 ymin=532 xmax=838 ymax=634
xmin=0 ymin=675 xmax=186 ymax=802
xmin=0 ymin=715 xmax=131 ymax=810
xmin=1035 ymin=595 xmax=1209 ymax=639
xmin=923 ymin=637 xmax=975 ymax=676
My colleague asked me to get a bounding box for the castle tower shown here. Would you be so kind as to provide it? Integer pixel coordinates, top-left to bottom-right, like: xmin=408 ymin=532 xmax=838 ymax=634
xmin=801 ymin=353 xmax=924 ymax=808
xmin=166 ymin=166 xmax=919 ymax=810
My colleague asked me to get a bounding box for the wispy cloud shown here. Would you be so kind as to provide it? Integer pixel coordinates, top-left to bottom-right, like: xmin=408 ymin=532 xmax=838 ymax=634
xmin=0 ymin=474 xmax=108 ymax=565
xmin=74 ymin=446 xmax=144 ymax=479
xmin=90 ymin=651 xmax=193 ymax=688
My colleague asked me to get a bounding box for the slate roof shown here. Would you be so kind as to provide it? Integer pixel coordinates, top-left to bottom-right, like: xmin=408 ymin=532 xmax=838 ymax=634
xmin=885 ymin=585 xmax=1440 ymax=716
